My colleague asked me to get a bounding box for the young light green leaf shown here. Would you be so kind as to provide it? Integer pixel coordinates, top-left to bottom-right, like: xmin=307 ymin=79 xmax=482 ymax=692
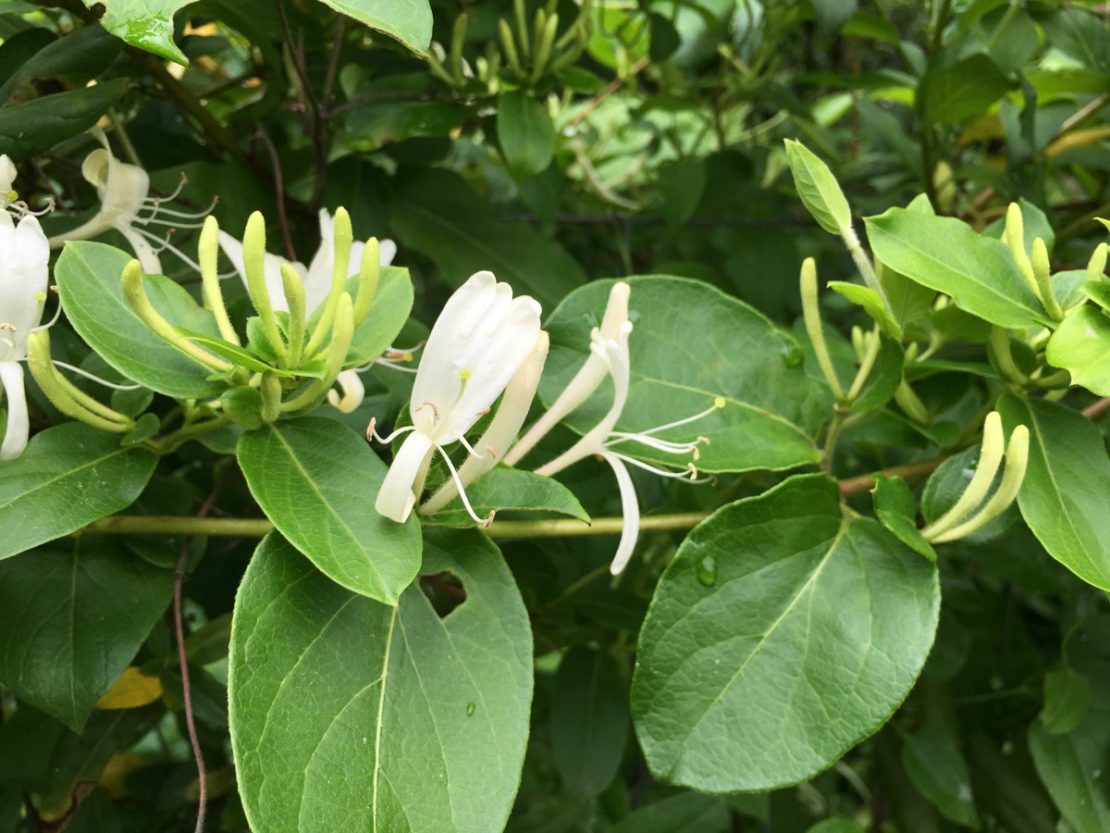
xmin=229 ymin=530 xmax=532 ymax=833
xmin=631 ymin=474 xmax=939 ymax=792
xmin=428 ymin=467 xmax=589 ymax=527
xmin=784 ymin=139 xmax=852 ymax=235
xmin=997 ymin=395 xmax=1110 ymax=590
xmin=81 ymin=0 xmax=197 ymax=64
xmin=541 ymin=277 xmax=825 ymax=473
xmin=1046 ymin=306 xmax=1110 ymax=396
xmin=315 ymin=0 xmax=432 ymax=53
xmin=828 ymin=281 xmax=901 ymax=337
xmin=497 ymin=90 xmax=556 ymax=179
xmin=0 ymin=543 xmax=172 ymax=731
xmin=345 ymin=267 xmax=414 ymax=366
xmin=236 ymin=416 xmax=421 ymax=604
xmin=0 ymin=423 xmax=156 ymax=561
xmin=866 ymin=208 xmax=1048 ymax=328
xmin=56 ymin=242 xmax=225 ymax=399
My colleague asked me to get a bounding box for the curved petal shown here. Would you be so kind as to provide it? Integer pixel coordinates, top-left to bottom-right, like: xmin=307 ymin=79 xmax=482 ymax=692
xmin=600 ymin=451 xmax=640 ymax=575
xmin=374 ymin=430 xmax=435 ymax=523
xmin=121 ymin=227 xmax=163 ymax=276
xmin=0 ymin=214 xmax=49 ymax=358
xmin=379 ymin=238 xmax=397 ymax=266
xmin=327 ymin=369 xmax=365 ymax=414
xmin=0 ymin=361 xmax=29 ymax=461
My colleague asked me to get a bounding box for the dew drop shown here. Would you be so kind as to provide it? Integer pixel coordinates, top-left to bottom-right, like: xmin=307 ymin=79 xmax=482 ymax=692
xmin=466 ymin=702 xmax=476 ymax=717
xmin=779 ymin=341 xmax=803 ymax=368
xmin=695 ymin=555 xmax=718 ymax=587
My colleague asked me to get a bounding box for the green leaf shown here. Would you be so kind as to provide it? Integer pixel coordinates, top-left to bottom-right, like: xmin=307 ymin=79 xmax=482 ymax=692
xmin=429 ymin=467 xmax=589 ymax=526
xmin=236 ymin=416 xmax=421 ymax=604
xmin=784 ymin=139 xmax=852 ymax=235
xmin=82 ymin=0 xmax=197 ymax=63
xmin=1029 ymin=712 xmax=1110 ymax=833
xmin=657 ymin=157 xmax=706 ymax=231
xmin=1043 ymin=8 xmax=1110 ymax=73
xmin=1041 ymin=668 xmax=1091 ymax=736
xmin=229 ymin=530 xmax=532 ymax=833
xmin=497 ymin=91 xmax=556 ymax=180
xmin=828 ymin=281 xmax=902 ymax=337
xmin=805 ymin=821 xmax=865 ymax=833
xmin=346 ymin=267 xmax=414 ymax=366
xmin=0 ymin=543 xmax=172 ymax=731
xmin=38 ymin=704 xmax=161 ymax=819
xmin=921 ymin=54 xmax=1012 ymax=124
xmin=314 ymin=0 xmax=432 ymax=52
xmin=390 ymin=169 xmax=585 ymax=307
xmin=540 ymin=277 xmax=825 ymax=474
xmin=605 ymin=793 xmax=729 ymax=833
xmin=0 ymin=24 xmax=119 ymax=105
xmin=872 ymin=475 xmax=936 ymax=561
xmin=0 ymin=78 xmax=127 ymax=159
xmin=866 ymin=208 xmax=1048 ymax=329
xmin=997 ymin=395 xmax=1110 ymax=591
xmin=1085 ymin=280 xmax=1110 ymax=312
xmin=631 ymin=475 xmax=939 ymax=792
xmin=1046 ymin=306 xmax=1110 ymax=396
xmin=56 ymin=242 xmax=225 ymax=399
xmin=900 ymin=718 xmax=979 ymax=827
xmin=550 ymin=648 xmax=629 ymax=797
xmin=0 ymin=423 xmax=156 ymax=561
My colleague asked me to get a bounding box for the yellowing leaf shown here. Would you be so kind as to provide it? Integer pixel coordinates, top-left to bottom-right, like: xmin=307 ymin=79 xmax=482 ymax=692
xmin=96 ymin=666 xmax=164 ymax=710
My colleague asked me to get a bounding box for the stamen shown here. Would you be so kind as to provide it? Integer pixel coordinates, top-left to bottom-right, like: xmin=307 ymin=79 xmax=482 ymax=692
xmin=51 ymin=360 xmax=143 ymax=390
xmin=133 ymin=227 xmax=204 ymax=272
xmin=366 ymin=417 xmax=416 ymax=445
xmin=632 ymin=397 xmax=726 ymax=438
xmin=456 ymin=434 xmax=488 ymax=460
xmin=606 ymin=432 xmax=700 ymax=455
xmin=414 ymin=400 xmax=441 ymax=424
xmin=434 ymin=442 xmax=488 ymax=525
xmin=143 ymin=172 xmax=189 ymax=203
xmin=609 ymin=451 xmax=708 ymax=482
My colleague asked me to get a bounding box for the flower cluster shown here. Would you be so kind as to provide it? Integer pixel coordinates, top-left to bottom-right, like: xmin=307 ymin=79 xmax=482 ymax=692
xmin=372 ymin=277 xmax=721 ymax=574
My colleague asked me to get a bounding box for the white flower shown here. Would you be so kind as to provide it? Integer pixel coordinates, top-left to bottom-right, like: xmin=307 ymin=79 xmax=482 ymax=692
xmin=0 ymin=154 xmax=17 ymax=208
xmin=0 ymin=212 xmax=49 ymax=460
xmin=218 ymin=208 xmax=397 ymax=315
xmin=523 ymin=282 xmax=721 ymax=574
xmin=373 ymin=271 xmax=543 ymax=523
xmin=48 ymin=130 xmax=209 ymax=274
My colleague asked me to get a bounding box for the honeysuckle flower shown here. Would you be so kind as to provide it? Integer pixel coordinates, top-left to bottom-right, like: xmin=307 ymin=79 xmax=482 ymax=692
xmin=219 ymin=208 xmax=397 ymax=315
xmin=520 ymin=282 xmax=721 ymax=575
xmin=48 ymin=130 xmax=211 ymax=274
xmin=372 ymin=271 xmax=543 ymax=524
xmin=0 ymin=212 xmax=49 ymax=460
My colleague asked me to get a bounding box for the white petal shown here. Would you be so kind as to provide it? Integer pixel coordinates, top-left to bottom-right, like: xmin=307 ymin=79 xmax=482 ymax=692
xmin=327 ymin=369 xmax=365 ymax=413
xmin=0 ymin=214 xmax=49 ymax=358
xmin=379 ymin=238 xmax=397 ymax=266
xmin=121 ymin=227 xmax=162 ymax=275
xmin=0 ymin=154 xmax=16 ymax=197
xmin=599 ymin=281 xmax=630 ymax=340
xmin=600 ymin=451 xmax=640 ymax=575
xmin=374 ymin=430 xmax=435 ymax=522
xmin=0 ymin=361 xmax=29 ymax=461
xmin=421 ymin=332 xmax=549 ymax=514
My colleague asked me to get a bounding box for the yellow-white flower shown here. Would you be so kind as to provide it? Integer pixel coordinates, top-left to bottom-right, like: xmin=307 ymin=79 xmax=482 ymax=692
xmin=0 ymin=212 xmax=49 ymax=460
xmin=373 ymin=271 xmax=543 ymax=523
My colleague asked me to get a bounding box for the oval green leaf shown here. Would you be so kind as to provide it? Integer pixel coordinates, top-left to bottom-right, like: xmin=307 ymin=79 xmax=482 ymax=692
xmin=0 ymin=423 xmax=156 ymax=561
xmin=497 ymin=90 xmax=556 ymax=179
xmin=56 ymin=241 xmax=225 ymax=399
xmin=631 ymin=474 xmax=940 ymax=792
xmin=0 ymin=542 xmax=172 ymax=731
xmin=229 ymin=530 xmax=532 ymax=833
xmin=236 ymin=416 xmax=421 ymax=604
xmin=866 ymin=208 xmax=1048 ymax=329
xmin=1046 ymin=305 xmax=1110 ymax=396
xmin=997 ymin=395 xmax=1110 ymax=590
xmin=539 ymin=277 xmax=825 ymax=473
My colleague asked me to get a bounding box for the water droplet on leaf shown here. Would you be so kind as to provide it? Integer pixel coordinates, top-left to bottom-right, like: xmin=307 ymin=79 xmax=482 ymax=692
xmin=695 ymin=555 xmax=717 ymax=587
xmin=466 ymin=702 xmax=476 ymax=717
